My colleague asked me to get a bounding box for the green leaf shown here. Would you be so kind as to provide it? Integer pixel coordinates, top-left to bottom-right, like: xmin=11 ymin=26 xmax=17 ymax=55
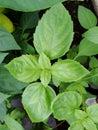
xmin=4 ymin=115 xmax=24 ymax=130
xmin=22 ymin=83 xmax=56 ymax=122
xmin=5 ymin=55 xmax=41 ymax=83
xmin=0 ymin=27 xmax=20 ymax=51
xmin=34 ymin=3 xmax=73 ymax=60
xmin=86 ymin=68 xmax=98 ymax=86
xmin=0 ymin=125 xmax=9 ymax=130
xmin=83 ymin=27 xmax=98 ymax=44
xmin=20 ymin=12 xmax=39 ymax=32
xmin=39 ymin=53 xmax=51 ymax=69
xmin=89 ymin=57 xmax=98 ymax=69
xmin=67 ymin=82 xmax=87 ymax=94
xmin=68 ymin=121 xmax=84 ymax=130
xmin=0 ymin=52 xmax=9 ymax=63
xmin=0 ymin=64 xmax=28 ymax=94
xmin=75 ymin=110 xmax=88 ymax=120
xmin=40 ymin=70 xmax=51 ymax=86
xmin=52 ymin=91 xmax=82 ymax=123
xmin=0 ymin=0 xmax=66 ymax=12
xmin=82 ymin=118 xmax=97 ymax=130
xmin=87 ymin=104 xmax=98 ymax=123
xmin=51 ymin=59 xmax=89 ymax=82
xmin=78 ymin=6 xmax=97 ymax=29
xmin=0 ymin=102 xmax=7 ymax=122
xmin=0 ymin=92 xmax=10 ymax=104
xmin=77 ymin=38 xmax=98 ymax=58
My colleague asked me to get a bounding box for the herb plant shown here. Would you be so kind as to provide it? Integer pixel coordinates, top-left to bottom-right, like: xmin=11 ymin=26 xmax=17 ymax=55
xmin=0 ymin=0 xmax=98 ymax=130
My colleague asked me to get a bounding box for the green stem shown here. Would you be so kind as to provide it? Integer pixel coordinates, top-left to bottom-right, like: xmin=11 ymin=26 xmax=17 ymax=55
xmin=53 ymin=121 xmax=65 ymax=129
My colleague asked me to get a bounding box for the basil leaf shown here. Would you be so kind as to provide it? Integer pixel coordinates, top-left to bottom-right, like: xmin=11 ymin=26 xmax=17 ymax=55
xmin=68 ymin=121 xmax=84 ymax=130
xmin=22 ymin=83 xmax=56 ymax=122
xmin=34 ymin=3 xmax=73 ymax=60
xmin=75 ymin=110 xmax=88 ymax=120
xmin=0 ymin=102 xmax=7 ymax=122
xmin=78 ymin=6 xmax=97 ymax=29
xmin=87 ymin=104 xmax=98 ymax=123
xmin=82 ymin=118 xmax=97 ymax=130
xmin=51 ymin=59 xmax=89 ymax=82
xmin=77 ymin=39 xmax=98 ymax=58
xmin=0 ymin=52 xmax=9 ymax=63
xmin=0 ymin=92 xmax=10 ymax=104
xmin=5 ymin=55 xmax=41 ymax=83
xmin=0 ymin=27 xmax=20 ymax=51
xmin=52 ymin=91 xmax=82 ymax=123
xmin=4 ymin=115 xmax=24 ymax=130
xmin=83 ymin=27 xmax=98 ymax=44
xmin=0 ymin=0 xmax=66 ymax=12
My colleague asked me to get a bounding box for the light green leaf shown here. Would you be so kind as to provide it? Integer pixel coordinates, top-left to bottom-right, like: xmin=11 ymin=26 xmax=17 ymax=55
xmin=52 ymin=91 xmax=82 ymax=123
xmin=4 ymin=115 xmax=24 ymax=130
xmin=82 ymin=118 xmax=97 ymax=130
xmin=0 ymin=27 xmax=20 ymax=51
xmin=89 ymin=57 xmax=98 ymax=69
xmin=68 ymin=121 xmax=84 ymax=130
xmin=83 ymin=27 xmax=98 ymax=44
xmin=77 ymin=39 xmax=98 ymax=58
xmin=40 ymin=70 xmax=51 ymax=86
xmin=87 ymin=104 xmax=98 ymax=123
xmin=0 ymin=64 xmax=28 ymax=94
xmin=34 ymin=3 xmax=73 ymax=60
xmin=51 ymin=59 xmax=89 ymax=82
xmin=5 ymin=55 xmax=41 ymax=83
xmin=78 ymin=6 xmax=97 ymax=29
xmin=0 ymin=52 xmax=9 ymax=63
xmin=0 ymin=92 xmax=10 ymax=104
xmin=0 ymin=102 xmax=7 ymax=122
xmin=75 ymin=110 xmax=88 ymax=120
xmin=39 ymin=53 xmax=51 ymax=69
xmin=0 ymin=0 xmax=66 ymax=12
xmin=22 ymin=83 xmax=56 ymax=122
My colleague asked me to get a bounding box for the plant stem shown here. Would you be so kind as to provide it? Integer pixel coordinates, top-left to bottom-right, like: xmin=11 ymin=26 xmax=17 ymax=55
xmin=53 ymin=121 xmax=65 ymax=129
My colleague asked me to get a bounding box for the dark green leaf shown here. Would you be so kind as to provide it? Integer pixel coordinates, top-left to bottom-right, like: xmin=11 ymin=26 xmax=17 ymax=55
xmin=0 ymin=0 xmax=66 ymax=12
xmin=78 ymin=6 xmax=97 ymax=29
xmin=5 ymin=55 xmax=41 ymax=83
xmin=0 ymin=64 xmax=28 ymax=94
xmin=0 ymin=27 xmax=20 ymax=51
xmin=22 ymin=83 xmax=56 ymax=122
xmin=0 ymin=52 xmax=9 ymax=63
xmin=34 ymin=3 xmax=73 ymax=60
xmin=20 ymin=12 xmax=39 ymax=32
xmin=51 ymin=59 xmax=89 ymax=82
xmin=0 ymin=102 xmax=7 ymax=122
xmin=89 ymin=57 xmax=98 ymax=69
xmin=0 ymin=92 xmax=10 ymax=104
xmin=0 ymin=124 xmax=9 ymax=130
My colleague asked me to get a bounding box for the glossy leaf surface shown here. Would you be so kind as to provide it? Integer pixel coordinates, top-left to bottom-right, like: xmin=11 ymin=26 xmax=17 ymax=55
xmin=34 ymin=3 xmax=73 ymax=60
xmin=5 ymin=55 xmax=41 ymax=83
xmin=78 ymin=6 xmax=97 ymax=29
xmin=22 ymin=83 xmax=56 ymax=122
xmin=51 ymin=59 xmax=89 ymax=82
